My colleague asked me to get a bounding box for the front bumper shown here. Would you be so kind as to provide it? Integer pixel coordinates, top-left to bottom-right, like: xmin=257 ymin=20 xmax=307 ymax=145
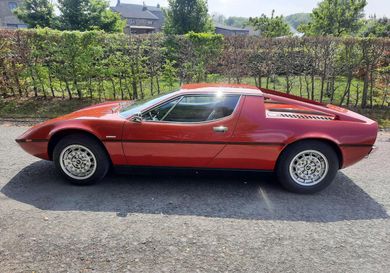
xmin=15 ymin=139 xmax=50 ymax=160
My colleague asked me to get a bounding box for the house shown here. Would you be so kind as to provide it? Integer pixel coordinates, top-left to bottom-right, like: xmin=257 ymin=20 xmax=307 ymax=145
xmin=214 ymin=24 xmax=250 ymax=36
xmin=111 ymin=1 xmax=164 ymax=34
xmin=0 ymin=0 xmax=27 ymax=29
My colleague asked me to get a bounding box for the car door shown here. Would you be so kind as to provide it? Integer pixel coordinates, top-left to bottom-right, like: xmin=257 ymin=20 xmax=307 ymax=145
xmin=122 ymin=93 xmax=242 ymax=167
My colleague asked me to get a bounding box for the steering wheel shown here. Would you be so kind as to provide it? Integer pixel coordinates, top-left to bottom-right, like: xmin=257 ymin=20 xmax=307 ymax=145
xmin=148 ymin=110 xmax=159 ymax=121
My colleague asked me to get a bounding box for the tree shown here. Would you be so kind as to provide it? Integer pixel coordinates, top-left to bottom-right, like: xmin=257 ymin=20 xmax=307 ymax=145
xmin=225 ymin=17 xmax=249 ymax=28
xmin=299 ymin=0 xmax=367 ymax=36
xmin=14 ymin=0 xmax=55 ymax=28
xmin=164 ymin=0 xmax=214 ymax=34
xmin=249 ymin=10 xmax=292 ymax=38
xmin=162 ymin=60 xmax=178 ymax=91
xmin=359 ymin=17 xmax=390 ymax=38
xmin=58 ymin=0 xmax=124 ymax=32
xmin=284 ymin=13 xmax=311 ymax=30
xmin=87 ymin=0 xmax=126 ymax=32
xmin=211 ymin=13 xmax=226 ymax=24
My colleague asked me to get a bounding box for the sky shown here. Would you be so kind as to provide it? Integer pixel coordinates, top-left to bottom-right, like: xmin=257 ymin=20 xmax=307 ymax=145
xmin=109 ymin=0 xmax=390 ymax=18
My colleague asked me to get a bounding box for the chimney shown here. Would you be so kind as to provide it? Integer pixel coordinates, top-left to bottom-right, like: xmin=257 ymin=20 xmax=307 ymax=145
xmin=117 ymin=0 xmax=120 ymax=6
xmin=142 ymin=1 xmax=147 ymax=11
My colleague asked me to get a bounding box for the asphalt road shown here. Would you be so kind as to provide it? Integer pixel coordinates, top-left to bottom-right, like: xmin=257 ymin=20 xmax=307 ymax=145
xmin=0 ymin=123 xmax=390 ymax=273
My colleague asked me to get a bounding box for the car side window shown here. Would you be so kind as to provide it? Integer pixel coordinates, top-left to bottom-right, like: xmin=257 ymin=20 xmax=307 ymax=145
xmin=160 ymin=94 xmax=240 ymax=123
xmin=142 ymin=97 xmax=181 ymax=121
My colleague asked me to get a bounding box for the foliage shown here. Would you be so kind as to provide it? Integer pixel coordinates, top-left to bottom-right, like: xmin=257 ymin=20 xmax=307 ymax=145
xmin=0 ymin=29 xmax=389 ymax=111
xmin=249 ymin=10 xmax=292 ymax=38
xmin=299 ymin=0 xmax=367 ymax=36
xmin=225 ymin=16 xmax=250 ymax=28
xmin=14 ymin=0 xmax=124 ymax=32
xmin=212 ymin=14 xmax=249 ymax=28
xmin=359 ymin=17 xmax=390 ymax=38
xmin=161 ymin=60 xmax=178 ymax=90
xmin=164 ymin=0 xmax=214 ymax=34
xmin=14 ymin=0 xmax=55 ymax=28
xmin=183 ymin=32 xmax=224 ymax=82
xmin=57 ymin=0 xmax=125 ymax=32
xmin=284 ymin=13 xmax=311 ymax=30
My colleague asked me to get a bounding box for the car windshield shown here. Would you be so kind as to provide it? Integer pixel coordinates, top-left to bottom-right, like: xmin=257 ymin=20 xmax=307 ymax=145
xmin=119 ymin=92 xmax=177 ymax=118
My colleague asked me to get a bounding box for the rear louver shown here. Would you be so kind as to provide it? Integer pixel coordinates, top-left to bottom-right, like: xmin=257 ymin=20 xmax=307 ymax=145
xmin=267 ymin=111 xmax=334 ymax=120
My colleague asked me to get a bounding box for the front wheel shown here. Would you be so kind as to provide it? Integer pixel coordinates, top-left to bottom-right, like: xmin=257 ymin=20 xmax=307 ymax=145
xmin=53 ymin=134 xmax=110 ymax=185
xmin=276 ymin=140 xmax=339 ymax=193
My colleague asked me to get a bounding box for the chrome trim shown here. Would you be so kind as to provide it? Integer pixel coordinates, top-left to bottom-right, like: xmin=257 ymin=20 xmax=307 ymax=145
xmin=266 ymin=110 xmax=334 ymax=121
xmin=15 ymin=138 xmax=48 ymax=143
xmin=213 ymin=126 xmax=228 ymax=133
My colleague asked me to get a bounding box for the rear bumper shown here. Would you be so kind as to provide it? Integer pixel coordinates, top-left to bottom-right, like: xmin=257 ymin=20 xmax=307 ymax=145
xmin=365 ymin=145 xmax=378 ymax=158
xmin=340 ymin=144 xmax=375 ymax=169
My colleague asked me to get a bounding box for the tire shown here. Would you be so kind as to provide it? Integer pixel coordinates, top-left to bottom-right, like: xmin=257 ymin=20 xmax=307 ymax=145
xmin=53 ymin=134 xmax=110 ymax=185
xmin=276 ymin=140 xmax=339 ymax=194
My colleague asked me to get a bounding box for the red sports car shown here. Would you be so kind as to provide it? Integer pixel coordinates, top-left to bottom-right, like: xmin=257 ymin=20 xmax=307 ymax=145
xmin=16 ymin=83 xmax=378 ymax=193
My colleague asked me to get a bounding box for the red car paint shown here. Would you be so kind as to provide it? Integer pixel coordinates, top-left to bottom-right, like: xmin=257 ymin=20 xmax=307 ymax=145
xmin=16 ymin=84 xmax=378 ymax=171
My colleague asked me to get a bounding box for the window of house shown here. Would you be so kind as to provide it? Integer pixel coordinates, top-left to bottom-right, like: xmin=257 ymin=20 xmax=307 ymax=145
xmin=8 ymin=2 xmax=18 ymax=11
xmin=6 ymin=24 xmax=18 ymax=29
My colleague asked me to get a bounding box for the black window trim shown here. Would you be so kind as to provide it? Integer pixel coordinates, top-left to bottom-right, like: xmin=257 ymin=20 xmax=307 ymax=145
xmin=141 ymin=94 xmax=242 ymax=124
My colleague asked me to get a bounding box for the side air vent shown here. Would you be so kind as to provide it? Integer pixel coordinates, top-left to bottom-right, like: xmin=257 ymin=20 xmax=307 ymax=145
xmin=267 ymin=111 xmax=334 ymax=120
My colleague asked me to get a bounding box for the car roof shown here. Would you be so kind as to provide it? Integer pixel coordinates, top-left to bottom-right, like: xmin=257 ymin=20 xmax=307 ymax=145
xmin=179 ymin=83 xmax=263 ymax=96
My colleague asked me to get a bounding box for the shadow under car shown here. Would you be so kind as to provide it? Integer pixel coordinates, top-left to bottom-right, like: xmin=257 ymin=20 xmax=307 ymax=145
xmin=1 ymin=160 xmax=388 ymax=222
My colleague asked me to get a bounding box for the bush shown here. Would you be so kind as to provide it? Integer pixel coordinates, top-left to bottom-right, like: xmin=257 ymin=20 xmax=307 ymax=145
xmin=0 ymin=29 xmax=389 ymax=109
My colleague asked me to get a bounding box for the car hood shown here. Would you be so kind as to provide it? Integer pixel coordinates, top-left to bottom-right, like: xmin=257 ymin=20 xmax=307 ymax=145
xmin=16 ymin=101 xmax=131 ymax=142
xmin=34 ymin=101 xmax=130 ymax=129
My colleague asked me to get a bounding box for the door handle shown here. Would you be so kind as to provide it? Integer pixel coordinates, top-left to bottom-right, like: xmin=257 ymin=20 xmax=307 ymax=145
xmin=213 ymin=126 xmax=228 ymax=133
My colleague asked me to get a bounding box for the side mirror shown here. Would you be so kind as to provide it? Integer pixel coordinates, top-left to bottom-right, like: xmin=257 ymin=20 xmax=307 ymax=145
xmin=132 ymin=112 xmax=143 ymax=123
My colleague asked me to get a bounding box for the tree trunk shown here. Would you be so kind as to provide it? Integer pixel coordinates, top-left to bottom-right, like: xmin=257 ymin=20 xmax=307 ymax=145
xmin=65 ymin=79 xmax=72 ymax=99
xmin=340 ymin=73 xmax=352 ymax=106
xmin=11 ymin=60 xmax=22 ymax=97
xmin=361 ymin=64 xmax=370 ymax=108
xmin=73 ymin=79 xmax=81 ymax=99
xmin=110 ymin=78 xmax=116 ymax=100
xmin=48 ymin=72 xmax=55 ymax=97
xmin=156 ymin=76 xmax=160 ymax=94
xmin=311 ymin=72 xmax=315 ymax=100
xmin=119 ymin=77 xmax=124 ymax=100
xmin=369 ymin=70 xmax=374 ymax=109
xmin=139 ymin=79 xmax=144 ymax=99
xmin=150 ymin=76 xmax=154 ymax=96
xmin=355 ymin=84 xmax=360 ymax=107
xmin=88 ymin=77 xmax=93 ymax=99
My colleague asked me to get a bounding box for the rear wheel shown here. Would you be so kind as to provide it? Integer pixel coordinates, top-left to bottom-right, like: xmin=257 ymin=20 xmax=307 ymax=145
xmin=276 ymin=140 xmax=339 ymax=193
xmin=53 ymin=134 xmax=110 ymax=185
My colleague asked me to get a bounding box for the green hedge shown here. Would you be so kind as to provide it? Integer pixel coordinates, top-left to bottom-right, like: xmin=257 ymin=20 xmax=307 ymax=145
xmin=0 ymin=28 xmax=389 ymax=109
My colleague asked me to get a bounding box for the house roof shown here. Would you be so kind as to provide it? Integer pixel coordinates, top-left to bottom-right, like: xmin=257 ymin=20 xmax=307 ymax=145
xmin=215 ymin=24 xmax=250 ymax=32
xmin=111 ymin=3 xmax=159 ymax=20
xmin=146 ymin=5 xmax=161 ymax=12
